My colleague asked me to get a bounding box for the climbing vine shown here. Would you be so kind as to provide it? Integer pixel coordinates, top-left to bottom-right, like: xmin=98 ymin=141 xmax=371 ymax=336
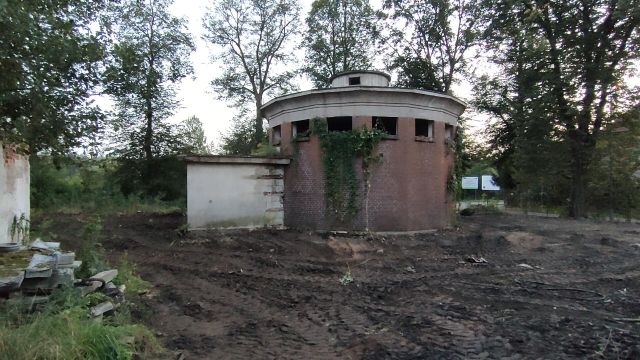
xmin=310 ymin=118 xmax=385 ymax=224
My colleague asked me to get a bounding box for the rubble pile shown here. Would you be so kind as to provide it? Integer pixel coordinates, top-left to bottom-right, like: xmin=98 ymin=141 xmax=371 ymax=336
xmin=0 ymin=240 xmax=124 ymax=318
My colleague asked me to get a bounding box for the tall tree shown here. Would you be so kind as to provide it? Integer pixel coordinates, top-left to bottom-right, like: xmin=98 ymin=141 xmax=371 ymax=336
xmin=303 ymin=0 xmax=379 ymax=88
xmin=0 ymin=0 xmax=108 ymax=154
xmin=177 ymin=115 xmax=212 ymax=154
xmin=480 ymin=0 xmax=640 ymax=217
xmin=383 ymin=0 xmax=481 ymax=93
xmin=104 ymin=0 xmax=194 ymax=162
xmin=588 ymin=102 xmax=640 ymax=219
xmin=203 ymin=0 xmax=300 ymax=148
xmin=217 ymin=110 xmax=258 ymax=155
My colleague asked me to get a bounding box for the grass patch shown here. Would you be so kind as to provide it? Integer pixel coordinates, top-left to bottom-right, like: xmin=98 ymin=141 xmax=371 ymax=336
xmin=0 ymin=307 xmax=158 ymax=360
xmin=113 ymin=254 xmax=152 ymax=296
xmin=0 ymin=286 xmax=160 ymax=360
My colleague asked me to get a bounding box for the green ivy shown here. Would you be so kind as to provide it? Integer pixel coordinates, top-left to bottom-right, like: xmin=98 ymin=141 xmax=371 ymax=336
xmin=310 ymin=118 xmax=385 ymax=222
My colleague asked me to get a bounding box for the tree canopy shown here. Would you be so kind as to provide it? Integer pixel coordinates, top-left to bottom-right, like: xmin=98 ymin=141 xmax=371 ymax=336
xmin=383 ymin=0 xmax=481 ymax=93
xmin=104 ymin=0 xmax=195 ymax=162
xmin=302 ymin=0 xmax=379 ymax=88
xmin=0 ymin=0 xmax=108 ymax=154
xmin=203 ymin=0 xmax=301 ymax=149
xmin=477 ymin=0 xmax=640 ymax=216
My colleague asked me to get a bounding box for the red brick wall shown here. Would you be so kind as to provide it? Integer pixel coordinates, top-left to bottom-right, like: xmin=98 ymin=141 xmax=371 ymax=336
xmin=279 ymin=117 xmax=455 ymax=231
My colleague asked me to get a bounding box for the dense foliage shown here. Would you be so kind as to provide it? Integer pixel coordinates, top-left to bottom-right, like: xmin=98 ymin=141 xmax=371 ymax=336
xmin=476 ymin=0 xmax=640 ymax=217
xmin=0 ymin=0 xmax=108 ymax=155
xmin=203 ymin=0 xmax=301 ymax=150
xmin=302 ymin=0 xmax=379 ymax=87
xmin=382 ymin=0 xmax=481 ymax=92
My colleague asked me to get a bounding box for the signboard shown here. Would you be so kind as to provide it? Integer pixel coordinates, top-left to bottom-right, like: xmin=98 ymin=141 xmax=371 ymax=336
xmin=481 ymin=175 xmax=501 ymax=191
xmin=461 ymin=177 xmax=479 ymax=190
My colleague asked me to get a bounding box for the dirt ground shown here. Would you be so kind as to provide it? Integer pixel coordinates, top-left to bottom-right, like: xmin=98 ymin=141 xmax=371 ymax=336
xmin=37 ymin=212 xmax=640 ymax=359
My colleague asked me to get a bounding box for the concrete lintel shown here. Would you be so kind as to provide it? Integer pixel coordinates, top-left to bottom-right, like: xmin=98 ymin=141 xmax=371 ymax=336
xmin=184 ymin=155 xmax=291 ymax=166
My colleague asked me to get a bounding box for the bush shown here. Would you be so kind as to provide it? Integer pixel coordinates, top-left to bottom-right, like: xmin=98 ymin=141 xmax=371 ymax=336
xmin=30 ymin=156 xmax=185 ymax=214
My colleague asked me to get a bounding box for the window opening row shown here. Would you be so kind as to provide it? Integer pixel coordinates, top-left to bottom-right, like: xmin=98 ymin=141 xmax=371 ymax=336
xmin=273 ymin=118 xmax=454 ymax=143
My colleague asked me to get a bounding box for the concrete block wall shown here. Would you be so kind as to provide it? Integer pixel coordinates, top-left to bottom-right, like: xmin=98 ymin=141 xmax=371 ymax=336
xmin=0 ymin=143 xmax=30 ymax=244
xmin=186 ymin=158 xmax=288 ymax=230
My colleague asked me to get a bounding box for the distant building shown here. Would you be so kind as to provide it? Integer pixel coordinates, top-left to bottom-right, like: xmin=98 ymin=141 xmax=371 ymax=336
xmin=261 ymin=71 xmax=466 ymax=231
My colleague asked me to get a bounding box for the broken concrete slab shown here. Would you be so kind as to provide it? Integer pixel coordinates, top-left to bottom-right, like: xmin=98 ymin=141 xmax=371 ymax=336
xmin=0 ymin=270 xmax=25 ymax=294
xmin=58 ymin=260 xmax=82 ymax=269
xmin=21 ymin=268 xmax=76 ymax=293
xmin=89 ymin=269 xmax=118 ymax=283
xmin=56 ymin=252 xmax=75 ymax=265
xmin=24 ymin=267 xmax=52 ymax=279
xmin=30 ymin=240 xmax=60 ymax=251
xmin=90 ymin=301 xmax=114 ymax=317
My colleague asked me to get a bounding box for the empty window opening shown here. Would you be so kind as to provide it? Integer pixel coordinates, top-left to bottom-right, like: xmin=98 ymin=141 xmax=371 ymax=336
xmin=292 ymin=119 xmax=310 ymax=138
xmin=373 ymin=116 xmax=398 ymax=136
xmin=349 ymin=77 xmax=361 ymax=85
xmin=445 ymin=124 xmax=454 ymax=141
xmin=327 ymin=116 xmax=353 ymax=132
xmin=271 ymin=125 xmax=281 ymax=145
xmin=415 ymin=119 xmax=434 ymax=138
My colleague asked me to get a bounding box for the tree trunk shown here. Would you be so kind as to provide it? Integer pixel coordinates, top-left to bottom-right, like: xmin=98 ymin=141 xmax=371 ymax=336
xmin=144 ymin=97 xmax=153 ymax=162
xmin=255 ymin=97 xmax=264 ymax=147
xmin=568 ymin=131 xmax=595 ymax=218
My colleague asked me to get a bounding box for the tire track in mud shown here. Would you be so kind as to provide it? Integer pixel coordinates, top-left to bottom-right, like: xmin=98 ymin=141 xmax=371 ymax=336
xmin=87 ymin=213 xmax=640 ymax=360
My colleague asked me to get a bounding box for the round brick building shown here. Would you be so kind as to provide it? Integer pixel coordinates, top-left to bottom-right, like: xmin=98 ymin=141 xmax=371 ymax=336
xmin=261 ymin=71 xmax=466 ymax=231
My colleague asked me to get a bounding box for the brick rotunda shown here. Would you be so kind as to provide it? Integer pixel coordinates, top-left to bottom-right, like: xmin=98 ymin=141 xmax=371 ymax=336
xmin=261 ymin=70 xmax=466 ymax=231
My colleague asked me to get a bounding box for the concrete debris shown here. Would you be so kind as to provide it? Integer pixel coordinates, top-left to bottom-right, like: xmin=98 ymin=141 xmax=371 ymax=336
xmin=0 ymin=243 xmax=21 ymax=253
xmin=0 ymin=242 xmax=125 ymax=319
xmin=404 ymin=265 xmax=416 ymax=273
xmin=90 ymin=301 xmax=115 ymax=317
xmin=90 ymin=269 xmax=118 ymax=284
xmin=466 ymin=256 xmax=488 ymax=264
xmin=30 ymin=239 xmax=60 ymax=251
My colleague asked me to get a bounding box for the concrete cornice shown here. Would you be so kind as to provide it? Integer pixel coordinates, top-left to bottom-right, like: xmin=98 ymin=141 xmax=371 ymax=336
xmin=184 ymin=155 xmax=291 ymax=165
xmin=261 ymin=86 xmax=468 ymax=111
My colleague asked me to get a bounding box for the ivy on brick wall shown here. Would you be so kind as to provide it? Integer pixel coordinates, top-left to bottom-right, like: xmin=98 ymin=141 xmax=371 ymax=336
xmin=310 ymin=118 xmax=385 ymax=224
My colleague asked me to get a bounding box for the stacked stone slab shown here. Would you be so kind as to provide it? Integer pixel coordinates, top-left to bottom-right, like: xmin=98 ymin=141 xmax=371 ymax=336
xmin=0 ymin=241 xmax=81 ymax=304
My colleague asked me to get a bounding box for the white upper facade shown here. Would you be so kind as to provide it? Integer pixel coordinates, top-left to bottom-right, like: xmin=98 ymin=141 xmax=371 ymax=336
xmin=261 ymin=71 xmax=466 ymax=127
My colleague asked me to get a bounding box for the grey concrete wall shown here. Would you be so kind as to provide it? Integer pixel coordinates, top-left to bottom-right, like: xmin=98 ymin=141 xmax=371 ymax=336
xmin=187 ymin=162 xmax=286 ymax=229
xmin=0 ymin=143 xmax=30 ymax=244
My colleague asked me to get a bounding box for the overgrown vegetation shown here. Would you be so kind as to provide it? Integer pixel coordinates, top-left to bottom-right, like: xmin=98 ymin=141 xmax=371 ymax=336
xmin=31 ymin=156 xmax=185 ymax=215
xmin=0 ymin=216 xmax=161 ymax=360
xmin=9 ymin=213 xmax=30 ymax=244
xmin=0 ymin=286 xmax=160 ymax=360
xmin=310 ymin=118 xmax=385 ymax=226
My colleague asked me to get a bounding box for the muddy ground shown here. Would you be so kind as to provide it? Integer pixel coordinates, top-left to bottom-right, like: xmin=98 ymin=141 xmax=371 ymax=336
xmin=36 ymin=213 xmax=640 ymax=359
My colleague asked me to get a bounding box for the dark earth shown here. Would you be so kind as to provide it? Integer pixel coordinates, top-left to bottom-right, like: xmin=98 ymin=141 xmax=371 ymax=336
xmin=35 ymin=212 xmax=640 ymax=359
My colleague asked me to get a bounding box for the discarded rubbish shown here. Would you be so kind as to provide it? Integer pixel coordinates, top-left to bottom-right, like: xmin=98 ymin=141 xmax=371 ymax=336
xmin=466 ymin=256 xmax=488 ymax=264
xmin=517 ymin=263 xmax=534 ymax=269
xmin=0 ymin=243 xmax=20 ymax=253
